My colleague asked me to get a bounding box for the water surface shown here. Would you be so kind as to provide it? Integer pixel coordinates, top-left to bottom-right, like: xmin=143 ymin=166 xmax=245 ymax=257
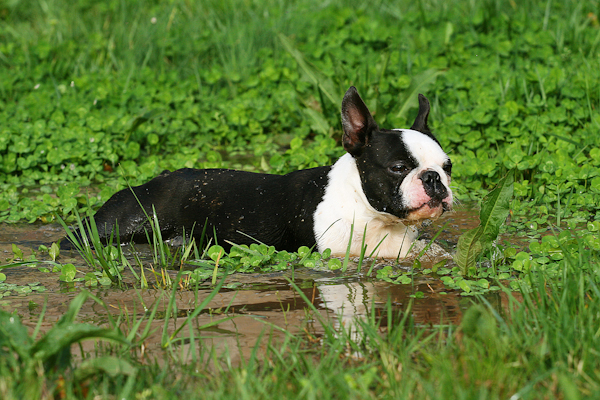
xmin=1 ymin=205 xmax=510 ymax=364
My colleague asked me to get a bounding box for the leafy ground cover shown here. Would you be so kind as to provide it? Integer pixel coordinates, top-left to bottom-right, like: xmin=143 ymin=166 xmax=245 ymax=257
xmin=2 ymin=0 xmax=600 ymax=227
xmin=2 ymin=0 xmax=600 ymax=398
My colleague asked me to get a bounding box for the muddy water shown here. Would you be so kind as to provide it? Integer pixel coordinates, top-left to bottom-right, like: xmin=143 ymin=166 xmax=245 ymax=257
xmin=0 ymin=206 xmax=506 ymax=364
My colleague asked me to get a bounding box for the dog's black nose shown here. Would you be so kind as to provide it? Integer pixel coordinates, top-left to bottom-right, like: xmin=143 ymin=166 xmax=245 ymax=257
xmin=420 ymin=170 xmax=447 ymax=199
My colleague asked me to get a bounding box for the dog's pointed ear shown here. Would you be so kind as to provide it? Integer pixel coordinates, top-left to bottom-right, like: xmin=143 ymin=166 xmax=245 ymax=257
xmin=341 ymin=86 xmax=378 ymax=157
xmin=410 ymin=94 xmax=432 ymax=135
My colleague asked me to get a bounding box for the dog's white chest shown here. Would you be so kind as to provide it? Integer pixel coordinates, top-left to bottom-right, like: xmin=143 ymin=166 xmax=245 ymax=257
xmin=313 ymin=154 xmax=417 ymax=258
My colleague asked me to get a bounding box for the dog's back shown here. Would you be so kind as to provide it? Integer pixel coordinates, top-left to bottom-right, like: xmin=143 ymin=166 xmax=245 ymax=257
xmin=66 ymin=166 xmax=332 ymax=251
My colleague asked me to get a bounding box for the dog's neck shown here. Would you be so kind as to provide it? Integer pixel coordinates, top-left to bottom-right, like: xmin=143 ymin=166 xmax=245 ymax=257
xmin=313 ymin=154 xmax=417 ymax=258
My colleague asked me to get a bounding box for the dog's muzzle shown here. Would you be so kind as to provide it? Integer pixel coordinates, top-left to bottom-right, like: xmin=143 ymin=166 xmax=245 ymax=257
xmin=420 ymin=170 xmax=448 ymax=201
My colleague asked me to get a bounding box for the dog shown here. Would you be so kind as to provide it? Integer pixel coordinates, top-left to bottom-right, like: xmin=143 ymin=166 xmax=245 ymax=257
xmin=61 ymin=87 xmax=452 ymax=258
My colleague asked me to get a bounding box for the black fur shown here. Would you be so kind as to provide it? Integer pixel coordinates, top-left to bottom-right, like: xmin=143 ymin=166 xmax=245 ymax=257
xmin=63 ymin=167 xmax=330 ymax=251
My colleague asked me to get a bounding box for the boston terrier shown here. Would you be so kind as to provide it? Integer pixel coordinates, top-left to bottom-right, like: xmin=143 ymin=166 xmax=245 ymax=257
xmin=62 ymin=87 xmax=452 ymax=258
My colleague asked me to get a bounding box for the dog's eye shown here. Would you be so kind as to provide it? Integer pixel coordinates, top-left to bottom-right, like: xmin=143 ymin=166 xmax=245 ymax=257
xmin=442 ymin=160 xmax=452 ymax=175
xmin=389 ymin=164 xmax=409 ymax=174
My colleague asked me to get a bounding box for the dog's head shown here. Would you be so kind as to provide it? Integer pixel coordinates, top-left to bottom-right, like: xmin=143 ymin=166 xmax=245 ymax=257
xmin=341 ymin=86 xmax=452 ymax=222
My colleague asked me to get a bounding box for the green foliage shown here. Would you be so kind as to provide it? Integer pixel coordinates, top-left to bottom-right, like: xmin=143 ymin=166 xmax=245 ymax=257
xmin=0 ymin=0 xmax=599 ymax=294
xmin=3 ymin=0 xmax=600 ymax=397
xmin=56 ymin=211 xmax=125 ymax=284
xmin=25 ymin=256 xmax=599 ymax=399
xmin=1 ymin=0 xmax=599 ymax=228
xmin=184 ymin=244 xmax=340 ymax=283
xmin=0 ymin=281 xmax=45 ymax=298
xmin=0 ymin=291 xmax=133 ymax=398
xmin=454 ymin=170 xmax=514 ymax=275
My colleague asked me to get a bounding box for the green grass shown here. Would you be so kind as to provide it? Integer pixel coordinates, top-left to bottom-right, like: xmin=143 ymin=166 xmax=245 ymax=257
xmin=2 ymin=0 xmax=600 ymax=227
xmin=3 ymin=0 xmax=600 ymax=398
xmin=2 ymin=253 xmax=600 ymax=399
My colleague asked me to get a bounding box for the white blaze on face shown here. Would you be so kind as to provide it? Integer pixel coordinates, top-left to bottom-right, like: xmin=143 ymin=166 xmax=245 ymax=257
xmin=396 ymin=129 xmax=453 ymax=219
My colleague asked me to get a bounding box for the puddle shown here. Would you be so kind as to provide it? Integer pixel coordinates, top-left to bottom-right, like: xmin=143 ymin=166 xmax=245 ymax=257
xmin=0 ymin=205 xmax=509 ymax=364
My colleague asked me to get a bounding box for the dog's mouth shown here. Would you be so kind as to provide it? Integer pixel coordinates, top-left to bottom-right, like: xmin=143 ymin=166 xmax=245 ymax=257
xmin=405 ymin=198 xmax=452 ymax=221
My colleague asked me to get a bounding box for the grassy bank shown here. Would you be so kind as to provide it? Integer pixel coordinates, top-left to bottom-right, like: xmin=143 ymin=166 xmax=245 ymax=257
xmin=2 ymin=254 xmax=599 ymax=399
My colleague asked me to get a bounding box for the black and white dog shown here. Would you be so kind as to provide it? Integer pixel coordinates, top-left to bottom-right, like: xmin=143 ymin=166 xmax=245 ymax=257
xmin=63 ymin=87 xmax=452 ymax=258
